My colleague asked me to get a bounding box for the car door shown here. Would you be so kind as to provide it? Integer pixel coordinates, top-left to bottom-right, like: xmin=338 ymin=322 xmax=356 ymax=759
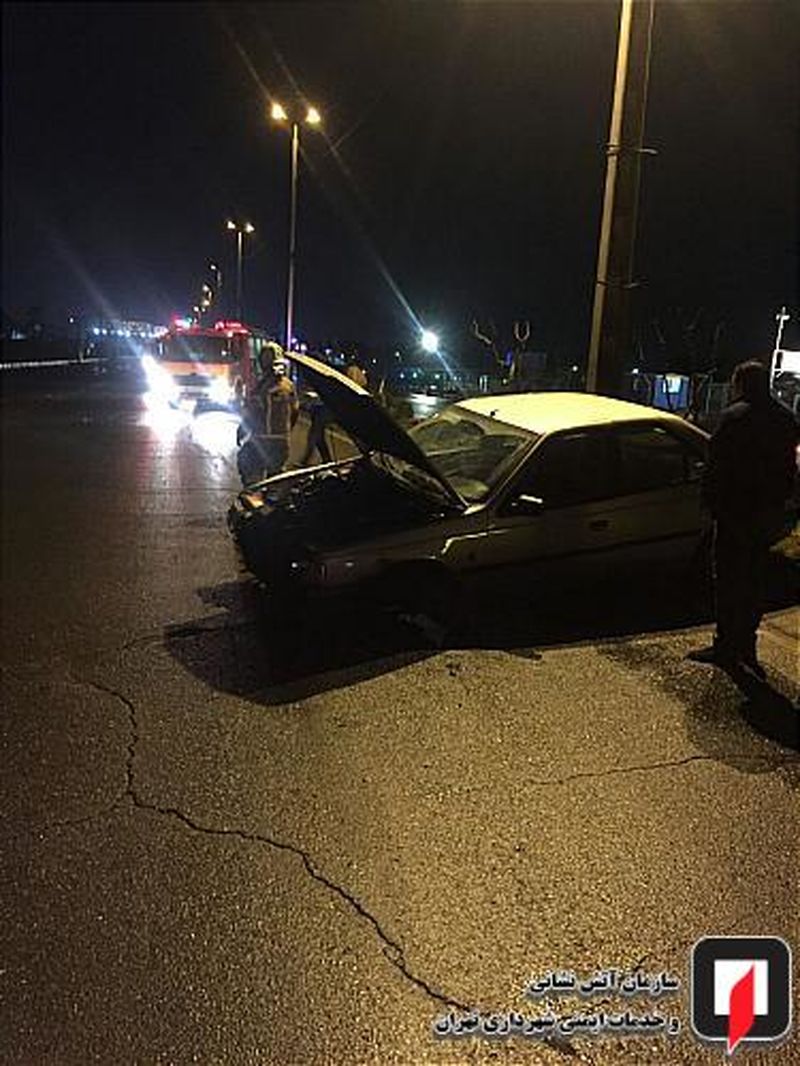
xmin=599 ymin=422 xmax=708 ymax=568
xmin=475 ymin=428 xmax=620 ymax=586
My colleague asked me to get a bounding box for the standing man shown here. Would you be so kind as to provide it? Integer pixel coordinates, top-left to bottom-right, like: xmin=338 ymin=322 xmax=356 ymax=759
xmin=688 ymin=359 xmax=798 ymax=678
xmin=299 ymin=390 xmax=333 ymax=466
xmin=260 ymin=356 xmax=299 ymax=476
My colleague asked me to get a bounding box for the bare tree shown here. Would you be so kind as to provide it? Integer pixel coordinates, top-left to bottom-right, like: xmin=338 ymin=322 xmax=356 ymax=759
xmin=471 ymin=318 xmax=504 ymax=375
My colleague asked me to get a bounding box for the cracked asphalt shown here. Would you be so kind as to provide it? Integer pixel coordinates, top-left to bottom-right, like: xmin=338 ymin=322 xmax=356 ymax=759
xmin=2 ymin=371 xmax=799 ymax=1065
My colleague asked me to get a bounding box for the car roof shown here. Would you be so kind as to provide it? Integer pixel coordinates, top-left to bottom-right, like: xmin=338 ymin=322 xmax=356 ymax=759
xmin=456 ymin=391 xmax=688 ymax=435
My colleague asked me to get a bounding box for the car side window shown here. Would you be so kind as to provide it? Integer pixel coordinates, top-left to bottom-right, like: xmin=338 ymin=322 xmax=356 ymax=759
xmin=511 ymin=431 xmax=615 ymax=508
xmin=665 ymin=423 xmax=708 ymax=481
xmin=612 ymin=425 xmax=694 ymax=495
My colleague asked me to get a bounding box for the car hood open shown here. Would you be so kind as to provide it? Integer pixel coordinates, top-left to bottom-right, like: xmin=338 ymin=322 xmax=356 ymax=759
xmin=288 ymin=351 xmax=463 ymax=508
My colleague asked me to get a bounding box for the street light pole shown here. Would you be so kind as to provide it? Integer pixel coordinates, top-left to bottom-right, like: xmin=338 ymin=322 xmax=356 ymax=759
xmin=209 ymin=262 xmax=222 ymax=307
xmin=586 ymin=0 xmax=655 ymax=397
xmin=270 ymin=101 xmax=322 ymax=353
xmin=236 ymin=228 xmax=244 ymax=321
xmin=286 ymin=121 xmax=300 ymax=351
xmin=770 ymin=305 xmax=790 ymax=391
xmin=226 ymin=220 xmax=255 ymax=322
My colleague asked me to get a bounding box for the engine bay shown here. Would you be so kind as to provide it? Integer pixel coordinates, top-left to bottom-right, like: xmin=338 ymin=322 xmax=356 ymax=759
xmin=231 ymin=457 xmax=450 ymax=584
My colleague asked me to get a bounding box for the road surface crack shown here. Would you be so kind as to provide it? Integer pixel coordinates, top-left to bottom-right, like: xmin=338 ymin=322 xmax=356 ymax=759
xmin=527 ymin=752 xmax=799 ymax=788
xmin=75 ymin=675 xmax=474 ymax=1015
xmin=15 ymin=674 xmax=139 ymax=839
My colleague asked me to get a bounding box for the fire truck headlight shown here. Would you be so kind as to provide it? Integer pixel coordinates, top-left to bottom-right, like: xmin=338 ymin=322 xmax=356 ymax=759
xmin=142 ymin=355 xmax=178 ymax=401
xmin=210 ymin=375 xmax=232 ymax=403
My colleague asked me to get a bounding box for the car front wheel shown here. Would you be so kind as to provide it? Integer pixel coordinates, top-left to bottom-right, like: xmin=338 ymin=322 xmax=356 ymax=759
xmin=375 ymin=562 xmax=469 ymax=646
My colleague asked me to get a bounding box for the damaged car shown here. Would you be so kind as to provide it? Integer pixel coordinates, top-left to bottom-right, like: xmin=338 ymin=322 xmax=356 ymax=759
xmin=227 ymin=353 xmax=711 ymax=621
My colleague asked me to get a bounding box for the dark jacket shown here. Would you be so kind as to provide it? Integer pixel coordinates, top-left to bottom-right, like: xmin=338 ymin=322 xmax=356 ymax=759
xmin=702 ymin=395 xmax=798 ymax=522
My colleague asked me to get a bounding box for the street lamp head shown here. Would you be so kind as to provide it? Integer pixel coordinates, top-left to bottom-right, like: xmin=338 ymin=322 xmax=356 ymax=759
xmin=420 ymin=329 xmax=440 ymax=354
xmin=305 ymin=106 xmax=322 ymax=126
xmin=226 ymin=220 xmax=254 ymax=236
xmin=271 ymin=101 xmax=288 ymax=122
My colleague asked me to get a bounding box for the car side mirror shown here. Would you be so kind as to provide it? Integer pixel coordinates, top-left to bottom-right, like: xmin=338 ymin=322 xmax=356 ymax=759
xmin=509 ymin=493 xmax=545 ymax=516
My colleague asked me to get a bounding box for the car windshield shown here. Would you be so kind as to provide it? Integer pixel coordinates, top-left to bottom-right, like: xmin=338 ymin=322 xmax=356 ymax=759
xmin=408 ymin=407 xmax=537 ymax=501
xmin=370 ymin=452 xmax=457 ymax=508
xmin=158 ymin=335 xmax=237 ymax=364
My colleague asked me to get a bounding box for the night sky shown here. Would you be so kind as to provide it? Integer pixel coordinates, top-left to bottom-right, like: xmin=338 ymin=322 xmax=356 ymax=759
xmin=3 ymin=1 xmax=798 ymax=367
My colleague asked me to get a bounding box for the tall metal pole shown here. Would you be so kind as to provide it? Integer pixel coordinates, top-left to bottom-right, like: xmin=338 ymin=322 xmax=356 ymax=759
xmin=210 ymin=262 xmax=222 ymax=310
xmin=773 ymin=305 xmax=789 ymax=354
xmin=587 ymin=0 xmax=655 ymax=396
xmin=285 ymin=121 xmax=300 ymax=351
xmin=770 ymin=305 xmax=790 ymax=390
xmin=235 ymin=229 xmax=243 ymax=321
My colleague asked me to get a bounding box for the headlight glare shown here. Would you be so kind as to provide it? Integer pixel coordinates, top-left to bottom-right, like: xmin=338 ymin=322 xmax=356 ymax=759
xmin=142 ymin=355 xmax=178 ymax=401
xmin=210 ymin=375 xmax=231 ymax=403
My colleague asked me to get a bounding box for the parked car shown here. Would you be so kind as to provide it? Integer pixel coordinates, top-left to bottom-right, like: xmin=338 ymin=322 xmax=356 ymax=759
xmin=228 ymin=353 xmax=711 ymax=615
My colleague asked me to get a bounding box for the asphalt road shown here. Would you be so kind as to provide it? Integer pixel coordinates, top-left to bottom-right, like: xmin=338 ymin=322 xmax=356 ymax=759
xmin=2 ymin=368 xmax=799 ymax=1066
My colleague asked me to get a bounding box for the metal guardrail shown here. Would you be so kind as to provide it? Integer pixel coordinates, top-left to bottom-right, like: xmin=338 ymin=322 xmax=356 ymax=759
xmin=0 ymin=357 xmax=104 ymax=370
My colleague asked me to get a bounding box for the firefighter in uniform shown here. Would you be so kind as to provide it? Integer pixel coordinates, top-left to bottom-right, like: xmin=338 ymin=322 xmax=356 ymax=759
xmin=237 ymin=357 xmax=299 ymax=485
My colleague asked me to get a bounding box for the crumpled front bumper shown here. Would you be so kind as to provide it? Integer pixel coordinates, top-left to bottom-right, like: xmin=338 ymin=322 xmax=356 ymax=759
xmin=227 ymin=493 xmax=320 ymax=592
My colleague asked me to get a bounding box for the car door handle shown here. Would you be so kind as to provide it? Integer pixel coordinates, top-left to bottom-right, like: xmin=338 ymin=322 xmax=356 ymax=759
xmin=588 ymin=518 xmax=610 ymax=531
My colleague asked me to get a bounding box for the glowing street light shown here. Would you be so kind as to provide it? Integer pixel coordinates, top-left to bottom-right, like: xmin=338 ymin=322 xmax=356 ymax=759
xmin=420 ymin=329 xmax=440 ymax=354
xmin=270 ymin=99 xmax=324 ymax=350
xmin=209 ymin=261 xmax=222 ymax=293
xmin=226 ymin=220 xmax=255 ymax=321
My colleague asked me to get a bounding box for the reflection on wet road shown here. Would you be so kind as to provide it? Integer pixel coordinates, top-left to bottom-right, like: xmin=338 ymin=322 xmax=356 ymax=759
xmin=140 ymin=395 xmax=241 ymax=483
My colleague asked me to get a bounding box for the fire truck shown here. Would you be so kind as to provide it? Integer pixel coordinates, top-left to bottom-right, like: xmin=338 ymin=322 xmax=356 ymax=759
xmin=142 ymin=319 xmax=282 ymax=409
